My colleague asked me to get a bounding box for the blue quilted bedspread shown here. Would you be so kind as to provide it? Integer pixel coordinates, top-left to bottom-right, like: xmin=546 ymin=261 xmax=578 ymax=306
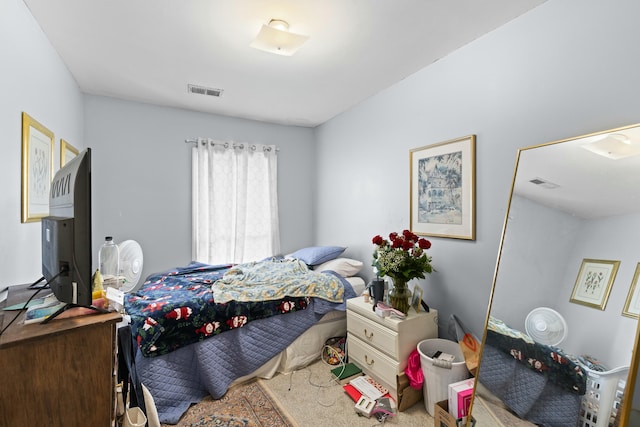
xmin=125 ymin=263 xmax=356 ymax=424
xmin=134 ymin=271 xmax=356 ymax=424
xmin=125 ymin=260 xmax=343 ymax=357
xmin=486 ymin=317 xmax=586 ymax=395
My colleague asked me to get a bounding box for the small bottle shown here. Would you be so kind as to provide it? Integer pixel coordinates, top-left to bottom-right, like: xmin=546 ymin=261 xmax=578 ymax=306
xmin=99 ymin=236 xmax=120 ymax=290
xmin=362 ymin=289 xmax=370 ymax=303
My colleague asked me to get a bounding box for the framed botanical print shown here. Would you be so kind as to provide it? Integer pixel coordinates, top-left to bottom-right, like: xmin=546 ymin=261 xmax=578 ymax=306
xmin=410 ymin=135 xmax=476 ymax=240
xmin=623 ymin=262 xmax=640 ymax=318
xmin=60 ymin=139 xmax=79 ymax=167
xmin=570 ymin=258 xmax=620 ymax=310
xmin=21 ymin=112 xmax=54 ymax=223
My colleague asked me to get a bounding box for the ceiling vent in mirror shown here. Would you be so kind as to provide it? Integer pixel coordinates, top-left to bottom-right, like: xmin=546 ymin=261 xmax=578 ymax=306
xmin=529 ymin=177 xmax=559 ymax=189
xmin=188 ymin=84 xmax=223 ymax=97
xmin=581 ymin=133 xmax=640 ymax=159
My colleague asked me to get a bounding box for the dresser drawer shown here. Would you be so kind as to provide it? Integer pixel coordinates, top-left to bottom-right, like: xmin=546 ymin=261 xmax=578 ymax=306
xmin=348 ymin=333 xmax=399 ymax=388
xmin=347 ymin=309 xmax=398 ymax=358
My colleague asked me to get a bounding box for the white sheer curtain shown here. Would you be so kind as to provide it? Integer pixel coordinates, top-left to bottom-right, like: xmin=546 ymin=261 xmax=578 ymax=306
xmin=192 ymin=138 xmax=280 ymax=264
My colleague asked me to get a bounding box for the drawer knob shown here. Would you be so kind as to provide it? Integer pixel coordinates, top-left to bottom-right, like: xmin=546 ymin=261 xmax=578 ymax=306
xmin=365 ymin=355 xmax=375 ymax=366
xmin=364 ymin=329 xmax=374 ymax=340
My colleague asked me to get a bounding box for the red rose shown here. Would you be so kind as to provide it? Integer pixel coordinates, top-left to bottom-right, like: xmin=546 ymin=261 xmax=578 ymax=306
xmin=402 ymin=240 xmax=413 ymax=251
xmin=389 ymin=232 xmax=398 ymax=241
xmin=404 ymin=229 xmax=419 ymax=241
xmin=392 ymin=238 xmax=403 ymax=249
xmin=418 ymin=238 xmax=431 ymax=249
xmin=372 ymin=235 xmax=384 ymax=245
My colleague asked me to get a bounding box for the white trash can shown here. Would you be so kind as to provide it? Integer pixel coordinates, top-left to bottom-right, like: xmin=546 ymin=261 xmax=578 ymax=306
xmin=417 ymin=338 xmax=470 ymax=416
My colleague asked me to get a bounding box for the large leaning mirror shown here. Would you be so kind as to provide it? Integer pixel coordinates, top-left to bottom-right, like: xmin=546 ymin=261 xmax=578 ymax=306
xmin=469 ymin=124 xmax=640 ymax=426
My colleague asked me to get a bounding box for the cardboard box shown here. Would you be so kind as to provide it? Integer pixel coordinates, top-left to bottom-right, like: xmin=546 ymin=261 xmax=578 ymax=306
xmin=397 ymin=372 xmax=422 ymax=412
xmin=448 ymin=378 xmax=474 ymax=418
xmin=343 ymin=373 xmax=421 ymax=411
xmin=434 ymin=400 xmax=476 ymax=427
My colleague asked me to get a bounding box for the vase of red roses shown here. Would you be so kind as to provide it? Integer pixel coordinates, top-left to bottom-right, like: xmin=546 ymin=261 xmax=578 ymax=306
xmin=372 ymin=230 xmax=433 ymax=314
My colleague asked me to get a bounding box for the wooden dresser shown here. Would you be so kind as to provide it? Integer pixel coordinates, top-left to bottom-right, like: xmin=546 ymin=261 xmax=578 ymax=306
xmin=0 ymin=285 xmax=121 ymax=427
xmin=346 ymin=295 xmax=438 ymax=402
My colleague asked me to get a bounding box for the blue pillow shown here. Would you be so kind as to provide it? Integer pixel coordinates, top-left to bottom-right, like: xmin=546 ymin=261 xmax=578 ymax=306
xmin=289 ymin=246 xmax=346 ymax=266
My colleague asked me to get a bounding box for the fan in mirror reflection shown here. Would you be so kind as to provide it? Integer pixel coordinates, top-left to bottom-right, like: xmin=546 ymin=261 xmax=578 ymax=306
xmin=524 ymin=307 xmax=568 ymax=346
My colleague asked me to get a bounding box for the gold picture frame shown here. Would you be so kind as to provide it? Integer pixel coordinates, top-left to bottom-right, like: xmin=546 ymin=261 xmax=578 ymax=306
xmin=570 ymin=258 xmax=620 ymax=310
xmin=411 ymin=286 xmax=423 ymax=313
xmin=623 ymin=262 xmax=640 ymax=318
xmin=410 ymin=135 xmax=476 ymax=240
xmin=21 ymin=112 xmax=54 ymax=223
xmin=60 ymin=139 xmax=79 ymax=167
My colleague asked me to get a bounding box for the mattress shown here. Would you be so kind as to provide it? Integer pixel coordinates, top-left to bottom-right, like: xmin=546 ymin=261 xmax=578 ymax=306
xmin=126 ymin=260 xmax=346 ymax=357
xmin=140 ymin=275 xmax=366 ymax=423
xmin=235 ymin=276 xmax=365 ymax=381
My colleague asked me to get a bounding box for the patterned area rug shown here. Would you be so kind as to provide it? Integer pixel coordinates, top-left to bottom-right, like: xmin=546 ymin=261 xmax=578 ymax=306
xmin=161 ymin=380 xmax=296 ymax=427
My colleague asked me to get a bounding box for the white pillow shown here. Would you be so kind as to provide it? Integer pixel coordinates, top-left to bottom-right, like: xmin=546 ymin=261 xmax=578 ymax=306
xmin=344 ymin=276 xmax=366 ymax=296
xmin=314 ymin=257 xmax=364 ymax=277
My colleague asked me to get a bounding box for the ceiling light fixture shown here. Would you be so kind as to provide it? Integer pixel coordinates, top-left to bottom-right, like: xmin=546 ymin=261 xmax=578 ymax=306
xmin=581 ymin=133 xmax=640 ymax=160
xmin=250 ymin=19 xmax=309 ymax=56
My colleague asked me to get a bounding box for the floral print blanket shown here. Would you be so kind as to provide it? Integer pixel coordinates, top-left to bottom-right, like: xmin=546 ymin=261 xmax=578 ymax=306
xmin=486 ymin=317 xmax=586 ymax=395
xmin=125 ymin=260 xmax=344 ymax=357
xmin=212 ymin=258 xmax=344 ymax=303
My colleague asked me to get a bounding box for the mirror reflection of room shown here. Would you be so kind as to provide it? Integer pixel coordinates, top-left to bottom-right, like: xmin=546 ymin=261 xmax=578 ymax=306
xmin=472 ymin=124 xmax=640 ymax=426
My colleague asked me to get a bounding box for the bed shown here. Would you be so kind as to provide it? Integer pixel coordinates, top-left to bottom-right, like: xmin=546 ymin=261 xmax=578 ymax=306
xmin=124 ymin=251 xmax=365 ymax=424
xmin=477 ymin=317 xmax=586 ymax=426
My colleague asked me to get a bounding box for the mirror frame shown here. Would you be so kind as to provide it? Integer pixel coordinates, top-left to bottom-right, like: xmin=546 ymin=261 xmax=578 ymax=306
xmin=469 ymin=124 xmax=640 ymax=426
xmin=620 ymin=320 xmax=640 ymax=425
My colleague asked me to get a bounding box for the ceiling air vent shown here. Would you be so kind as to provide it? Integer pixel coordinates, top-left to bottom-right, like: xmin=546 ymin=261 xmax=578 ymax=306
xmin=529 ymin=177 xmax=559 ymax=189
xmin=188 ymin=84 xmax=223 ymax=97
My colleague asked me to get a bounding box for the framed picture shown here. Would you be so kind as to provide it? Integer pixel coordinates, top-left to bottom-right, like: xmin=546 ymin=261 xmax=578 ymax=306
xmin=570 ymin=258 xmax=620 ymax=310
xmin=21 ymin=112 xmax=54 ymax=223
xmin=411 ymin=286 xmax=423 ymax=313
xmin=60 ymin=139 xmax=78 ymax=167
xmin=410 ymin=135 xmax=476 ymax=240
xmin=623 ymin=263 xmax=640 ymax=318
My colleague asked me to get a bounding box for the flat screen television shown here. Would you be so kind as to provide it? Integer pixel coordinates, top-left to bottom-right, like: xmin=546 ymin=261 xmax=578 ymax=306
xmin=41 ymin=148 xmax=93 ymax=313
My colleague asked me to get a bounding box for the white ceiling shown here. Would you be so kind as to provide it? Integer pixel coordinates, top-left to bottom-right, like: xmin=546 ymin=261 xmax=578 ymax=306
xmin=23 ymin=0 xmax=545 ymax=128
xmin=514 ymin=124 xmax=640 ymax=220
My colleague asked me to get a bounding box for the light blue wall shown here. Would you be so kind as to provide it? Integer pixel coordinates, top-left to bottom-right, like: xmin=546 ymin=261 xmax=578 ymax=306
xmin=0 ymin=0 xmax=84 ymax=286
xmin=3 ymin=0 xmax=640 ymax=357
xmin=1 ymin=0 xmax=315 ymax=287
xmin=313 ymin=0 xmax=640 ymax=338
xmin=559 ymin=213 xmax=640 ymax=367
xmin=492 ymin=195 xmax=582 ymax=331
xmin=84 ymin=95 xmax=316 ymax=281
xmin=494 ymin=196 xmax=640 ymax=368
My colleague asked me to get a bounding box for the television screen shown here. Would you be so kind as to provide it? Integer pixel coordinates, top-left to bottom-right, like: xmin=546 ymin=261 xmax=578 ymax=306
xmin=41 ymin=148 xmax=92 ymax=308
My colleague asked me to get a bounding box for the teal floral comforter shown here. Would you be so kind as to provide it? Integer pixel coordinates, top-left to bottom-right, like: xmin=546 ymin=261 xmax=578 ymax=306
xmin=213 ymin=258 xmax=344 ymax=303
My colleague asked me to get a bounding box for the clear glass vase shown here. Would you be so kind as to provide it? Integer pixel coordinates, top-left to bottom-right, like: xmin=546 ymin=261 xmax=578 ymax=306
xmin=388 ymin=277 xmax=412 ymax=314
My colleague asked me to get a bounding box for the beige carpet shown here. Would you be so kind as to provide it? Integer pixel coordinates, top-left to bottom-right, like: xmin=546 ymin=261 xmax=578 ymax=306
xmin=258 ymin=359 xmax=432 ymax=427
xmin=164 ymin=358 xmax=519 ymax=426
xmin=471 ymin=384 xmax=537 ymax=427
xmin=471 ymin=397 xmax=534 ymax=427
xmin=258 ymin=359 xmax=506 ymax=426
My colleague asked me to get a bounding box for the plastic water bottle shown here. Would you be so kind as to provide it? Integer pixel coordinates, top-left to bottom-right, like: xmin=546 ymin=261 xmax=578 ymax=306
xmin=99 ymin=236 xmax=120 ymax=289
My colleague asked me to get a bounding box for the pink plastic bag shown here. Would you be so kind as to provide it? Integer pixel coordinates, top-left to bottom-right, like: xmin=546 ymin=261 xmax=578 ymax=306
xmin=404 ymin=349 xmax=423 ymax=390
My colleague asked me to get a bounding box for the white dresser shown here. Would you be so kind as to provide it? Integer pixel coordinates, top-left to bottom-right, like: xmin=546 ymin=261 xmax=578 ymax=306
xmin=346 ymin=295 xmax=438 ymax=401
